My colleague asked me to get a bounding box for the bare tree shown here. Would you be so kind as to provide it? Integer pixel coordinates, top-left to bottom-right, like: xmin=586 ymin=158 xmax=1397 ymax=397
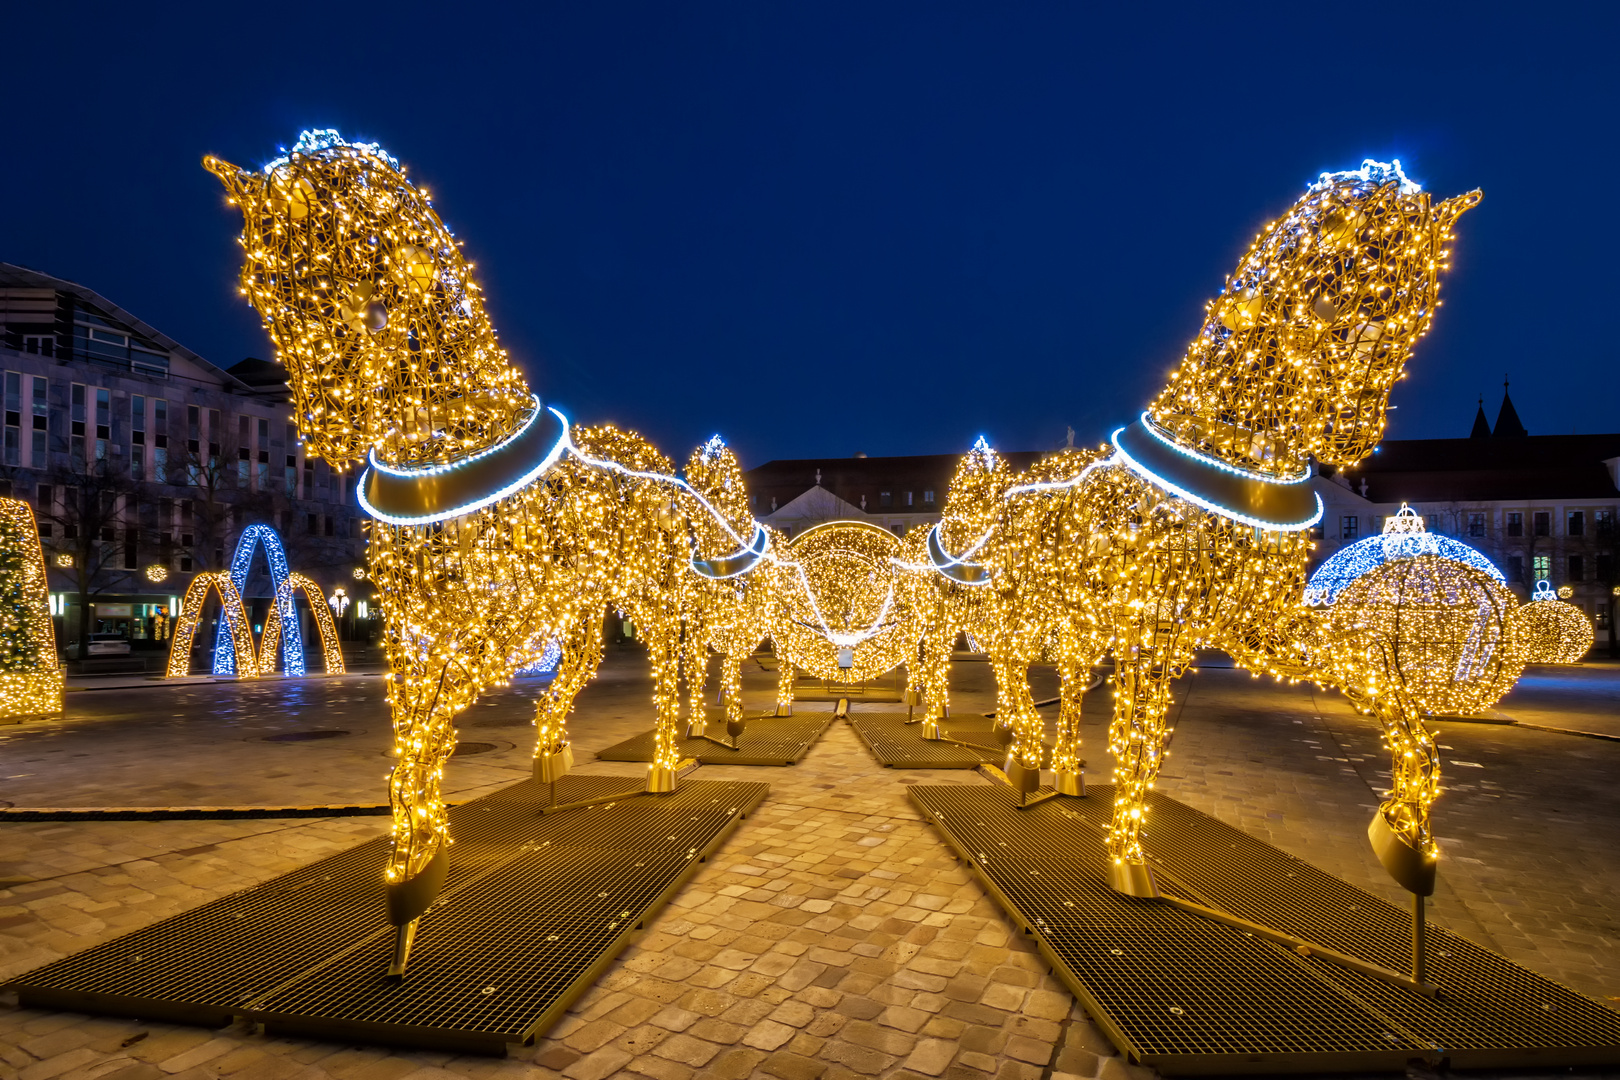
xmin=36 ymin=456 xmax=139 ymax=659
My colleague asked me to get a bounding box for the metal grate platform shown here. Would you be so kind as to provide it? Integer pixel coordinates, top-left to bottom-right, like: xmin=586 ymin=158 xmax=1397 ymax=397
xmin=910 ymin=783 xmax=1620 ymax=1075
xmin=6 ymin=776 xmax=769 ymax=1054
xmin=594 ymin=710 xmax=833 ymax=766
xmin=846 ymin=711 xmax=1005 ymax=768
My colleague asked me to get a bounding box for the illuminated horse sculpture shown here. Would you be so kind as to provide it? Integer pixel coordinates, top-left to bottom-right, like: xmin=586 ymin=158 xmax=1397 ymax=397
xmin=206 ymin=131 xmax=766 ymax=974
xmin=927 ymin=162 xmax=1479 ymax=897
xmin=681 ymin=437 xmax=773 ymax=739
xmin=922 ymin=440 xmax=1111 ymax=795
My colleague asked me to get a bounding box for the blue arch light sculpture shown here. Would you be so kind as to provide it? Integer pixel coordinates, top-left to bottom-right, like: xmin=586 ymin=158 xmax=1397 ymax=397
xmin=212 ymin=524 xmax=305 ymax=676
xmin=1304 ymin=506 xmax=1505 ymax=607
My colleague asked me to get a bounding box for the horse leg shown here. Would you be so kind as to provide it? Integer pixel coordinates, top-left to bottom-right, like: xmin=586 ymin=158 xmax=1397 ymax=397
xmin=919 ymin=624 xmax=952 ymax=738
xmin=774 ymin=647 xmax=795 ymax=716
xmin=647 ymin=621 xmax=684 ymax=792
xmin=1104 ymin=648 xmax=1179 ymax=897
xmin=1366 ymin=690 xmax=1441 ymax=897
xmin=719 ymin=652 xmax=746 ymax=741
xmin=533 ymin=614 xmax=603 ymax=799
xmin=1052 ymin=648 xmax=1094 ymax=796
xmin=383 ymin=659 xmax=461 ymax=977
xmin=683 ymin=627 xmax=711 ymax=738
xmin=992 ymin=652 xmax=1043 ymax=798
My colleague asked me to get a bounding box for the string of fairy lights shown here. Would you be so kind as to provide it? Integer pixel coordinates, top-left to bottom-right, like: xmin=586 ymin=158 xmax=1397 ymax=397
xmin=193 ymin=127 xmax=1584 ymax=955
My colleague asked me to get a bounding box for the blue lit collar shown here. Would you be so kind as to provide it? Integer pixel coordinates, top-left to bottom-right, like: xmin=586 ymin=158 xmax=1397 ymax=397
xmin=925 ymin=523 xmax=991 ymax=586
xmin=358 ymin=401 xmax=570 ymax=526
xmin=691 ymin=524 xmax=770 ymax=580
xmin=1112 ymin=417 xmax=1322 ymax=533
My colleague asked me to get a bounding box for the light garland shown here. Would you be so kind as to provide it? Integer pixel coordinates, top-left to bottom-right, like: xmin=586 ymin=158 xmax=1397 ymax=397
xmin=212 ymin=524 xmax=299 ymax=676
xmin=1514 ymin=580 xmax=1594 ymax=664
xmin=0 ymin=499 xmax=62 ymax=717
xmin=257 ymin=572 xmax=347 ymax=675
xmin=768 ymin=520 xmax=919 ymax=684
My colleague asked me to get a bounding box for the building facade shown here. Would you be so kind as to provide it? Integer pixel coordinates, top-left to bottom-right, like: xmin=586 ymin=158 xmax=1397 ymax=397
xmin=0 ymin=263 xmax=365 ymax=654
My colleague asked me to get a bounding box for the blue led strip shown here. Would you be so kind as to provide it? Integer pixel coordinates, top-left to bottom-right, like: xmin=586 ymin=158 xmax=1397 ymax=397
xmin=212 ymin=525 xmax=304 ymax=677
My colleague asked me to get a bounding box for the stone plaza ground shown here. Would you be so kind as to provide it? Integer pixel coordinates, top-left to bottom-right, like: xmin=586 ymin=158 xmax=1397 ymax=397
xmin=2 ymin=648 xmax=1619 ymax=1080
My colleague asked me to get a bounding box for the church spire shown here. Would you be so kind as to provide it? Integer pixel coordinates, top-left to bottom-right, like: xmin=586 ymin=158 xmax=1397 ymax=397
xmin=1470 ymin=395 xmax=1492 ymax=438
xmin=1494 ymin=376 xmax=1528 ymax=438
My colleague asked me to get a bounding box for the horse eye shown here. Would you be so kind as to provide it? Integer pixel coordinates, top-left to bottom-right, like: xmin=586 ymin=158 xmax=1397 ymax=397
xmin=365 ymin=302 xmax=388 ymax=331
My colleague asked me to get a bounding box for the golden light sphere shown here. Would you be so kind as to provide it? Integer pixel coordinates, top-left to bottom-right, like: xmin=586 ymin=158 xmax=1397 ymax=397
xmin=145 ymin=564 xmax=169 ymax=583
xmin=1557 ymin=584 xmax=1574 ymax=599
xmin=1324 ymin=554 xmax=1525 ymax=717
xmin=55 ymin=553 xmax=73 ymax=569
xmin=1514 ymin=588 xmax=1595 ymax=664
xmin=352 ymin=567 xmax=366 ymax=580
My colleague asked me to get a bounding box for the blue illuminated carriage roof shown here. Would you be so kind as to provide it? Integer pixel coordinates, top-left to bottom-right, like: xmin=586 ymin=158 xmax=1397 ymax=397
xmin=1304 ymin=505 xmax=1504 ymax=607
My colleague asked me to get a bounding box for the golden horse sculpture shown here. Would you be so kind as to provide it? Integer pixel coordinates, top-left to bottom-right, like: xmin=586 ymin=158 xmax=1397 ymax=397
xmin=927 ymin=161 xmax=1479 ymax=897
xmin=205 ymin=131 xmax=768 ymax=975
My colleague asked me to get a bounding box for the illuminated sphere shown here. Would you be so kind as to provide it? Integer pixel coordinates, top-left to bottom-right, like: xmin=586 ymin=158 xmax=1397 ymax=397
xmin=1323 ymin=554 xmax=1525 ymax=716
xmin=1514 ymin=583 xmax=1594 ymax=664
xmin=55 ymin=554 xmax=73 ymax=569
xmin=352 ymin=567 xmax=366 ymax=580
xmin=145 ymin=564 xmax=169 ymax=583
xmin=768 ymin=521 xmax=918 ymax=683
xmin=1557 ymin=584 xmax=1574 ymax=600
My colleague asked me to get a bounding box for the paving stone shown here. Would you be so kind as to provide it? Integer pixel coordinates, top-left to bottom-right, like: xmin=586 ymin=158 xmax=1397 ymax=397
xmin=741 ymin=1020 xmax=796 ymax=1051
xmin=760 ymin=1050 xmax=826 ymax=1080
xmin=903 ymin=1038 xmax=958 ymax=1076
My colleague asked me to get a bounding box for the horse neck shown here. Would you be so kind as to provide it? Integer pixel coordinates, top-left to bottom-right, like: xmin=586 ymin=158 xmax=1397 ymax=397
xmin=370 ymin=345 xmax=533 ymax=469
xmin=1147 ymin=365 xmax=1317 ymax=478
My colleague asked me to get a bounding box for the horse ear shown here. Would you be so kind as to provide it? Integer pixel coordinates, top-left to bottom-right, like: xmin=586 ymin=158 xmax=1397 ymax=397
xmin=203 ymin=155 xmax=260 ymax=204
xmin=1436 ymin=189 xmax=1482 ymax=230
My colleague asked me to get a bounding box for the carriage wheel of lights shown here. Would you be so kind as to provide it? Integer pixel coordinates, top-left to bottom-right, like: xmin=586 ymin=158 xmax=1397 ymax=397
xmin=1515 ymin=580 xmax=1595 ymax=664
xmin=258 ymin=572 xmax=347 ymax=675
xmin=0 ymin=498 xmax=63 ymax=717
xmin=166 ymin=572 xmax=260 ymax=678
xmin=767 ymin=520 xmax=920 ymax=686
xmin=918 ymin=160 xmax=1479 ymax=904
xmin=207 ymin=130 xmax=773 ymax=977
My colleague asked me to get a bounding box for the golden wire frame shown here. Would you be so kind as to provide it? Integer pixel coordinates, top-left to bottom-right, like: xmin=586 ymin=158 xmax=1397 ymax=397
xmin=0 ymin=498 xmax=62 ymax=717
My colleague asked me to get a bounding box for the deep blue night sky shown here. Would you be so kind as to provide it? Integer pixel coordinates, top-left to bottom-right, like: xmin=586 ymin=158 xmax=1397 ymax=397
xmin=4 ymin=4 xmax=1615 ymax=468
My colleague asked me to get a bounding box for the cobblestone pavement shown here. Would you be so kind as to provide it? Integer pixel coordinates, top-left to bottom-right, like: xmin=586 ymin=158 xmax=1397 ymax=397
xmin=2 ymin=649 xmax=1618 ymax=1080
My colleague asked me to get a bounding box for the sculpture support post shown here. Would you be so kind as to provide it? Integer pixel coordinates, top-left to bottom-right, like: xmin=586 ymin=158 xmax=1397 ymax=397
xmin=1412 ymin=893 xmax=1428 ymax=986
